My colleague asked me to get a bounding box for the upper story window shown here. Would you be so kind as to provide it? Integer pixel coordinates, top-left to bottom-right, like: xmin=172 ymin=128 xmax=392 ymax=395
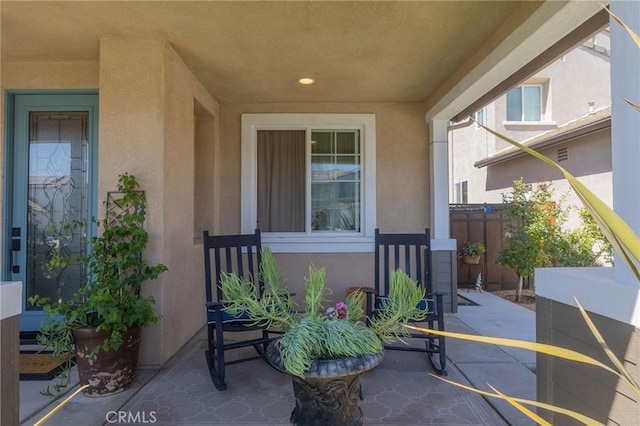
xmin=474 ymin=108 xmax=485 ymax=127
xmin=506 ymin=85 xmax=542 ymax=122
xmin=242 ymin=114 xmax=376 ymax=252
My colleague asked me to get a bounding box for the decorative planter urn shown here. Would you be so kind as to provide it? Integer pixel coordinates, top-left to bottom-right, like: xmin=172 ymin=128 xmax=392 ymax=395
xmin=72 ymin=326 xmax=141 ymax=397
xmin=266 ymin=343 xmax=383 ymax=426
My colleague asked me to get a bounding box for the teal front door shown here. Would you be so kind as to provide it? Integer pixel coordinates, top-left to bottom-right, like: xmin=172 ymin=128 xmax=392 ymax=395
xmin=6 ymin=93 xmax=98 ymax=332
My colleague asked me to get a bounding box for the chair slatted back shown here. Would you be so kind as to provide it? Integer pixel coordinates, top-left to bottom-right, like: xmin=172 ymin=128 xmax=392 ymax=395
xmin=374 ymin=228 xmax=432 ymax=297
xmin=203 ymin=229 xmax=263 ymax=304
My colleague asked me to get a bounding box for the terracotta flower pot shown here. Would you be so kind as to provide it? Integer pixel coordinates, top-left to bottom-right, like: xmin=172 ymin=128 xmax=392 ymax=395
xmin=463 ymin=255 xmax=481 ymax=264
xmin=72 ymin=326 xmax=141 ymax=397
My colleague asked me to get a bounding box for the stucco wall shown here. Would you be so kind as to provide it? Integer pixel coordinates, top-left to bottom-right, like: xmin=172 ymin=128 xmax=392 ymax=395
xmin=2 ymin=62 xmax=99 ymax=90
xmin=218 ymin=103 xmax=431 ymax=299
xmin=449 ymin=31 xmax=611 ymax=218
xmin=99 ymin=39 xmax=167 ymax=365
xmin=493 ymin=35 xmax=611 ymax=147
xmin=99 ymin=39 xmax=220 ymax=365
xmin=272 ymin=250 xmax=456 ymax=313
xmin=161 ymin=45 xmax=220 ymax=365
xmin=484 ymin=128 xmax=611 ymax=228
xmin=451 ymin=117 xmax=612 ymax=230
xmin=448 ymin=103 xmax=496 ymax=204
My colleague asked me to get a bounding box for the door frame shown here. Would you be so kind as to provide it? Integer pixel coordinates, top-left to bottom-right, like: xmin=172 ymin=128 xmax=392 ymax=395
xmin=3 ymin=89 xmax=99 ymax=331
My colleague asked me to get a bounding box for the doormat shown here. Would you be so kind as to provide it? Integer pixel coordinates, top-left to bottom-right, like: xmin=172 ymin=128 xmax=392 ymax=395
xmin=457 ymin=295 xmax=479 ymax=306
xmin=19 ymin=352 xmax=75 ymax=381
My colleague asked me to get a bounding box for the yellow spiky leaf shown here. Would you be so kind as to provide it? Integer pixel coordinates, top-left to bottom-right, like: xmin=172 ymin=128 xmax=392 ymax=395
xmin=489 ymin=384 xmax=551 ymax=426
xmin=604 ymin=6 xmax=640 ymax=48
xmin=575 ymin=299 xmax=640 ymax=395
xmin=404 ymin=324 xmax=618 ymax=376
xmin=432 ymin=375 xmax=605 ymax=425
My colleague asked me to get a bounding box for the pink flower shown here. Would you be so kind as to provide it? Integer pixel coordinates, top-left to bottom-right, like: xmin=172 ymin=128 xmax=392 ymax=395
xmin=504 ymin=232 xmax=512 ymax=238
xmin=335 ymin=301 xmax=347 ymax=319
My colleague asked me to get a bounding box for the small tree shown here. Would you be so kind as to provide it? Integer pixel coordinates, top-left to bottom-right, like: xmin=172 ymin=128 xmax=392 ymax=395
xmin=499 ymin=180 xmax=614 ymax=300
xmin=497 ymin=179 xmax=561 ymax=301
xmin=553 ymin=208 xmax=614 ymax=267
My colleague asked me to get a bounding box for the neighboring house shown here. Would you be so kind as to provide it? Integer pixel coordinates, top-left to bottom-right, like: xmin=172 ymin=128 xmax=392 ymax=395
xmin=449 ymin=30 xmax=612 ymax=229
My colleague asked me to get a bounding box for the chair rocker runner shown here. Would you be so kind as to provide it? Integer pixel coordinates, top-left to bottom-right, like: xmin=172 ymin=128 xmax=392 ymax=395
xmin=368 ymin=228 xmax=447 ymax=375
xmin=203 ymin=229 xmax=276 ymax=390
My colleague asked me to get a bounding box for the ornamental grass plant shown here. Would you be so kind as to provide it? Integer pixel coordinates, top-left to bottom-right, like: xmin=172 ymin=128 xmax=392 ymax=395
xmin=221 ymin=248 xmax=428 ymax=377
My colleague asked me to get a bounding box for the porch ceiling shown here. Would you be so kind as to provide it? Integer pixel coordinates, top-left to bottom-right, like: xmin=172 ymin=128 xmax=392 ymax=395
xmin=1 ymin=1 xmax=542 ymax=105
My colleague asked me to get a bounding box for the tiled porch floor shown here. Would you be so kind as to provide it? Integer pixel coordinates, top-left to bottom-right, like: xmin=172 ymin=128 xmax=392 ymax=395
xmin=22 ymin=291 xmax=536 ymax=425
xmin=117 ymin=328 xmax=506 ymax=425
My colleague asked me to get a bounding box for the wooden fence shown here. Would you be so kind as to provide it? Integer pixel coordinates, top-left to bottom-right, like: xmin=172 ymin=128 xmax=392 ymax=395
xmin=450 ymin=204 xmax=521 ymax=291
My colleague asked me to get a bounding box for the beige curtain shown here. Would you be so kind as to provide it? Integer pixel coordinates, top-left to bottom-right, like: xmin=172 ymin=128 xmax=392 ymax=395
xmin=257 ymin=130 xmax=306 ymax=232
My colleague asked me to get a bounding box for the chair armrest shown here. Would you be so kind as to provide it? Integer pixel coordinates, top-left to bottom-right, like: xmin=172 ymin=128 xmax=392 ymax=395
xmin=206 ymin=301 xmax=223 ymax=308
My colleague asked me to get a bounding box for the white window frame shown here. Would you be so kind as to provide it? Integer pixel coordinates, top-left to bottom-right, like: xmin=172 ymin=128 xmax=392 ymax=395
xmin=504 ymin=80 xmax=555 ymax=126
xmin=474 ymin=108 xmax=485 ymax=128
xmin=506 ymin=85 xmax=542 ymax=122
xmin=454 ymin=180 xmax=468 ymax=204
xmin=241 ymin=113 xmax=376 ymax=253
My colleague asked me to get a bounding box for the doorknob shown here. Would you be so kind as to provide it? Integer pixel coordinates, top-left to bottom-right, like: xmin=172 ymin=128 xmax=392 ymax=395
xmin=11 ymin=227 xmax=20 ymax=273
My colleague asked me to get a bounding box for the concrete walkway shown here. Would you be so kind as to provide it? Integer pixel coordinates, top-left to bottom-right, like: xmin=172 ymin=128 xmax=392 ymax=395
xmin=20 ymin=290 xmax=537 ymax=426
xmin=453 ymin=290 xmax=537 ymax=425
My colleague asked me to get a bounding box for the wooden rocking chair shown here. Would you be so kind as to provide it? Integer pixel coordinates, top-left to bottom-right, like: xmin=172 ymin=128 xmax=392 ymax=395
xmin=367 ymin=228 xmax=447 ymax=375
xmin=203 ymin=229 xmax=276 ymax=390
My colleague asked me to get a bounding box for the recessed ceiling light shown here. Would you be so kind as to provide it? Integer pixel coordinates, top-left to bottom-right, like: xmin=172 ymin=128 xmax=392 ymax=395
xmin=298 ymin=78 xmax=315 ymax=85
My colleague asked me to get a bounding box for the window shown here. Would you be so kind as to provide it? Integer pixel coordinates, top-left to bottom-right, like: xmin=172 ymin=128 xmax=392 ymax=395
xmin=474 ymin=108 xmax=485 ymax=127
xmin=506 ymin=85 xmax=542 ymax=122
xmin=242 ymin=114 xmax=376 ymax=252
xmin=454 ymin=181 xmax=468 ymax=204
xmin=310 ymin=130 xmax=361 ymax=233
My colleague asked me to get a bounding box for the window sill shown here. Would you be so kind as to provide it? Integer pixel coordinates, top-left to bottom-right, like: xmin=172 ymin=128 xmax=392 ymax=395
xmin=263 ymin=236 xmax=458 ymax=253
xmin=263 ymin=235 xmax=375 ymax=253
xmin=502 ymin=121 xmax=557 ymax=127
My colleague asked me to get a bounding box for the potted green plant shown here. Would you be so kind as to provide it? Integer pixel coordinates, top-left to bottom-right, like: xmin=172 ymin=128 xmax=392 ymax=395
xmin=30 ymin=173 xmax=167 ymax=397
xmin=221 ymin=249 xmax=428 ymax=425
xmin=460 ymin=241 xmax=486 ymax=264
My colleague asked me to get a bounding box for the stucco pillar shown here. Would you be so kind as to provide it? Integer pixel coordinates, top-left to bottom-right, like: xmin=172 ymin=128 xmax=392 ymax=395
xmin=428 ymin=120 xmax=457 ymax=312
xmin=428 ymin=120 xmax=453 ymax=244
xmin=98 ymin=39 xmax=166 ymax=197
xmin=610 ymin=0 xmax=640 ymax=287
xmin=99 ymin=39 xmax=166 ymax=365
xmin=0 ymin=281 xmax=22 ymax=426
